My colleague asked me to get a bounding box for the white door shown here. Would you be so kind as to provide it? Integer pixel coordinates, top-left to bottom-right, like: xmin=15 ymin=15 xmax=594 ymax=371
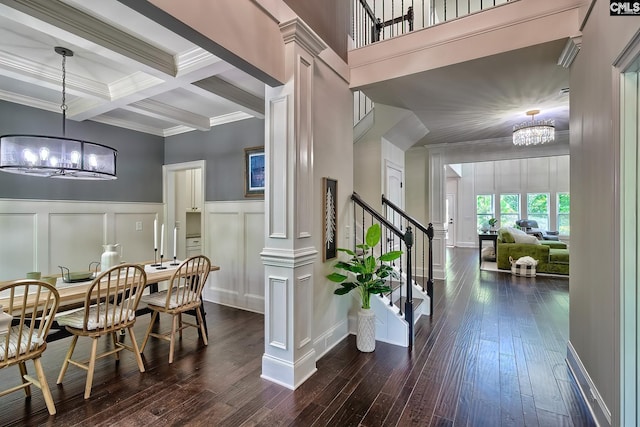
xmin=385 ymin=161 xmax=404 ymax=252
xmin=445 ymin=193 xmax=456 ymax=247
xmin=385 ymin=161 xmax=404 ymax=227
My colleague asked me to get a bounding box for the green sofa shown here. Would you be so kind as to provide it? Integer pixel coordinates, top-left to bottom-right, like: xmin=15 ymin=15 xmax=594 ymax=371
xmin=496 ymin=228 xmax=569 ymax=275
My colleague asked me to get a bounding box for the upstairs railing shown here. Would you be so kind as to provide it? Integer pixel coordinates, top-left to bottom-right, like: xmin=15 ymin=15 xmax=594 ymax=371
xmin=351 ymin=0 xmax=516 ymax=127
xmin=382 ymin=194 xmax=434 ymax=314
xmin=351 ymin=192 xmax=418 ymax=347
xmin=352 ymin=0 xmax=516 ymax=48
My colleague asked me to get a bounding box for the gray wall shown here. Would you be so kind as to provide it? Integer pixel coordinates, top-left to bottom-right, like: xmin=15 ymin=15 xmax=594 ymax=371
xmin=164 ymin=118 xmax=265 ymax=201
xmin=0 ymin=101 xmax=164 ymax=202
xmin=569 ymin=3 xmax=640 ymax=425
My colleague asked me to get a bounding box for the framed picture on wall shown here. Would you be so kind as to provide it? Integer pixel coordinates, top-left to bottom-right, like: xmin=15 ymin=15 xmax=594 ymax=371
xmin=323 ymin=177 xmax=338 ymax=261
xmin=245 ymin=146 xmax=265 ymax=198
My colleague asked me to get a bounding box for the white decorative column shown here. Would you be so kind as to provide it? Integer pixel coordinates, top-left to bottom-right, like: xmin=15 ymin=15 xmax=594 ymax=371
xmin=261 ymin=19 xmax=326 ymax=389
xmin=427 ymin=147 xmax=447 ymax=280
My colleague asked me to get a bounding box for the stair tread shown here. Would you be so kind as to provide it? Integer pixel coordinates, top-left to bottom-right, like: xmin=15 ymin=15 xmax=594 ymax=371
xmin=395 ymin=296 xmax=423 ymax=309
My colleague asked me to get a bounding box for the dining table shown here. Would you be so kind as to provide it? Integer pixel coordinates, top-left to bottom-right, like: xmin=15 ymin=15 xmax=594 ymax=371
xmin=0 ymin=260 xmax=220 ymax=342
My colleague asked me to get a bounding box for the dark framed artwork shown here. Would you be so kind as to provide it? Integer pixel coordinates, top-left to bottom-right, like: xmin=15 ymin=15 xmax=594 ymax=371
xmin=244 ymin=146 xmax=265 ymax=197
xmin=323 ymin=177 xmax=338 ymax=261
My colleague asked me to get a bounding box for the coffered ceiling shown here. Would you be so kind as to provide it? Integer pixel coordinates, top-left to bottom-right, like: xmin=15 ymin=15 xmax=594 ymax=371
xmin=0 ymin=0 xmax=266 ymax=137
xmin=0 ymin=0 xmax=573 ymax=148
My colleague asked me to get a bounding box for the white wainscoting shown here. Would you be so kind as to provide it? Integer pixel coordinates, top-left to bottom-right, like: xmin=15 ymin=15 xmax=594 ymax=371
xmin=204 ymin=200 xmax=265 ymax=313
xmin=0 ymin=199 xmax=163 ymax=281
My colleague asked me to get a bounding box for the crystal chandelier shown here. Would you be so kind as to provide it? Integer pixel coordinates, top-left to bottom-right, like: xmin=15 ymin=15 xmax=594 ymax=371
xmin=512 ymin=109 xmax=555 ymax=146
xmin=0 ymin=47 xmax=117 ymax=180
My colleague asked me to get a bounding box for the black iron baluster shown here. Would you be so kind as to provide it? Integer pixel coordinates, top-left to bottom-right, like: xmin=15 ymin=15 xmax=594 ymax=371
xmin=422 ymin=232 xmax=425 ymax=291
xmin=404 ymin=226 xmax=414 ymax=347
xmin=427 ymin=223 xmax=434 ymax=315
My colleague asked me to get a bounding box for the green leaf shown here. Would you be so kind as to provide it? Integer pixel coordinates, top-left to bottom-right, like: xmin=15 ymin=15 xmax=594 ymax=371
xmin=369 ymin=285 xmax=392 ymax=294
xmin=327 ymin=272 xmax=348 ymax=283
xmin=364 ymin=256 xmax=376 ymax=273
xmin=334 ymin=261 xmax=354 ymax=270
xmin=337 ymin=248 xmax=356 ymax=256
xmin=333 ymin=282 xmax=357 ymax=295
xmin=355 ymin=244 xmax=370 ymax=251
xmin=379 ymin=251 xmax=403 ymax=262
xmin=365 ymin=223 xmax=381 ymax=247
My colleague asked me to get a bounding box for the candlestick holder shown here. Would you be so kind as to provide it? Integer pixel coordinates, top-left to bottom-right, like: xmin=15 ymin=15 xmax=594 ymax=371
xmin=155 ymin=254 xmax=167 ymax=270
xmin=150 ymin=248 xmax=160 ymax=267
xmin=170 ymin=256 xmax=180 ymax=266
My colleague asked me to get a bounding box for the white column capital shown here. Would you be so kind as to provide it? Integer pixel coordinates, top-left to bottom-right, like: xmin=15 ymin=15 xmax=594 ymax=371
xmin=279 ymin=18 xmax=327 ymax=57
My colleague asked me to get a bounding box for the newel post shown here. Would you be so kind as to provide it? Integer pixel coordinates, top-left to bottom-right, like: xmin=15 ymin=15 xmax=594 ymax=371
xmin=404 ymin=226 xmax=414 ymax=348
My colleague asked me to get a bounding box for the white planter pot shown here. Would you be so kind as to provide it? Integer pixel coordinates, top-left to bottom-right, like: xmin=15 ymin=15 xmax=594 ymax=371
xmin=357 ymin=308 xmax=376 ymax=352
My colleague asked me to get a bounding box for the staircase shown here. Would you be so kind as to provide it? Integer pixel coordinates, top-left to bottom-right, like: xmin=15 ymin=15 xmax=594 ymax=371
xmin=350 ymin=192 xmax=433 ymax=348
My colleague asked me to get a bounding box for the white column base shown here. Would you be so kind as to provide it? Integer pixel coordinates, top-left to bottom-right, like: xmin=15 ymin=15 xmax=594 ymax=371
xmin=261 ymin=349 xmax=318 ymax=390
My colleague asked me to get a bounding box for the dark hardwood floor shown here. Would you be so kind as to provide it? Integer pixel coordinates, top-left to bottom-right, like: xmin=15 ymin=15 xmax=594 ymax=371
xmin=0 ymin=247 xmax=594 ymax=426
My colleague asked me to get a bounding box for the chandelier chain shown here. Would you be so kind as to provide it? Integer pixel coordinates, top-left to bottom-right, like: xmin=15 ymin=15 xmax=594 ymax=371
xmin=61 ymin=51 xmax=67 ymax=136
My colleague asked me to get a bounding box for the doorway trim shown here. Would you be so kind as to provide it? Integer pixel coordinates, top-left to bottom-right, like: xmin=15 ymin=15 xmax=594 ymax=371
xmin=615 ymin=31 xmax=640 ymax=427
xmin=163 ymin=160 xmax=206 ymax=258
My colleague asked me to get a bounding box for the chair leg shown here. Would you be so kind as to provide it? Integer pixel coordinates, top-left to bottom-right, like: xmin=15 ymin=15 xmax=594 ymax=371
xmin=112 ymin=332 xmax=120 ymax=361
xmin=84 ymin=337 xmax=99 ymax=399
xmin=33 ymin=357 xmax=56 ymax=415
xmin=195 ymin=307 xmax=208 ymax=346
xmin=140 ymin=310 xmax=158 ymax=352
xmin=127 ymin=327 xmax=146 ymax=373
xmin=57 ymin=335 xmax=78 ymax=384
xmin=179 ymin=312 xmax=183 ymax=340
xmin=169 ymin=314 xmax=178 ymax=364
xmin=18 ymin=361 xmax=31 ymax=397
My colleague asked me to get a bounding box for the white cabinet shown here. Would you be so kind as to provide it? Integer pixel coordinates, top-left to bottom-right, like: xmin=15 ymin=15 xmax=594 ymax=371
xmin=186 ymin=169 xmax=202 ymax=212
xmin=186 ymin=237 xmax=201 ymax=258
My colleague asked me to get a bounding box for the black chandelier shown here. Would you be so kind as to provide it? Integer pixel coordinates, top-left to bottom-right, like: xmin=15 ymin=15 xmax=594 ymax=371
xmin=0 ymin=47 xmax=117 ymax=180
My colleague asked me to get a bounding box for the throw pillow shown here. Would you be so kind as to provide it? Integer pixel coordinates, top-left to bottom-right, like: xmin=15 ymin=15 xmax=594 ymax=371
xmin=507 ymin=226 xmax=527 ymax=236
xmin=512 ymin=233 xmax=541 ymax=245
xmin=498 ymin=228 xmax=515 ymax=243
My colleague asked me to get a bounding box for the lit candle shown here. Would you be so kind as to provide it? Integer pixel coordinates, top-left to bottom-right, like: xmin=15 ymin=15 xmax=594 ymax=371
xmin=160 ymin=223 xmax=165 ymax=257
xmin=173 ymin=226 xmax=177 ymax=258
xmin=154 ymin=219 xmax=158 ymax=250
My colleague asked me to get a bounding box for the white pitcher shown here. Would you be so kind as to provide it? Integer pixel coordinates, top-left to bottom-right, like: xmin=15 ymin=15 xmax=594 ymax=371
xmin=101 ymin=244 xmax=122 ymax=271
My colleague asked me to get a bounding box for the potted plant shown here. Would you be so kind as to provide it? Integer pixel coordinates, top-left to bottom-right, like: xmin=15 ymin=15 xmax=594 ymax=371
xmin=488 ymin=217 xmax=498 ymax=232
xmin=327 ymin=223 xmax=402 ymax=352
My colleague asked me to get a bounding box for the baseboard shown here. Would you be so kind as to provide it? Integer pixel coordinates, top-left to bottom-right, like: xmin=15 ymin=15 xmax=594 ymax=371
xmin=313 ymin=319 xmax=349 ymax=359
xmin=455 ymin=241 xmax=476 ymax=248
xmin=261 ymin=349 xmax=317 ymax=390
xmin=566 ymin=341 xmax=611 ymax=426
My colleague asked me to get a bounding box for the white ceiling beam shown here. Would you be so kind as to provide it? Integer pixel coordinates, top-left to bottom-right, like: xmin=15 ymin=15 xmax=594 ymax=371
xmin=124 ymin=99 xmax=211 ymax=130
xmin=192 ymin=76 xmax=265 ymax=118
xmin=67 ymin=50 xmax=236 ymax=121
xmin=0 ymin=0 xmax=176 ymax=77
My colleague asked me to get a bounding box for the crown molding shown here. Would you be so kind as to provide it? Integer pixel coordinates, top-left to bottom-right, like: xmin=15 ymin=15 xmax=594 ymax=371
xmin=91 ymin=115 xmax=166 ymax=137
xmin=0 ymin=89 xmax=59 ymax=113
xmin=557 ymin=35 xmax=582 ymax=68
xmin=0 ymin=49 xmax=109 ymax=99
xmin=176 ymin=47 xmax=220 ymax=75
xmin=209 ymin=111 xmax=254 ymax=127
xmin=280 ymin=18 xmax=327 ymax=57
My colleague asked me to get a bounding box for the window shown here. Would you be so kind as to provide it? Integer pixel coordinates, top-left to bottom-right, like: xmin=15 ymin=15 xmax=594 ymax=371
xmin=476 ymin=194 xmax=494 ymax=231
xmin=499 ymin=194 xmax=520 ymax=228
xmin=527 ymin=193 xmax=549 ymax=230
xmin=557 ymin=193 xmax=570 ymax=234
